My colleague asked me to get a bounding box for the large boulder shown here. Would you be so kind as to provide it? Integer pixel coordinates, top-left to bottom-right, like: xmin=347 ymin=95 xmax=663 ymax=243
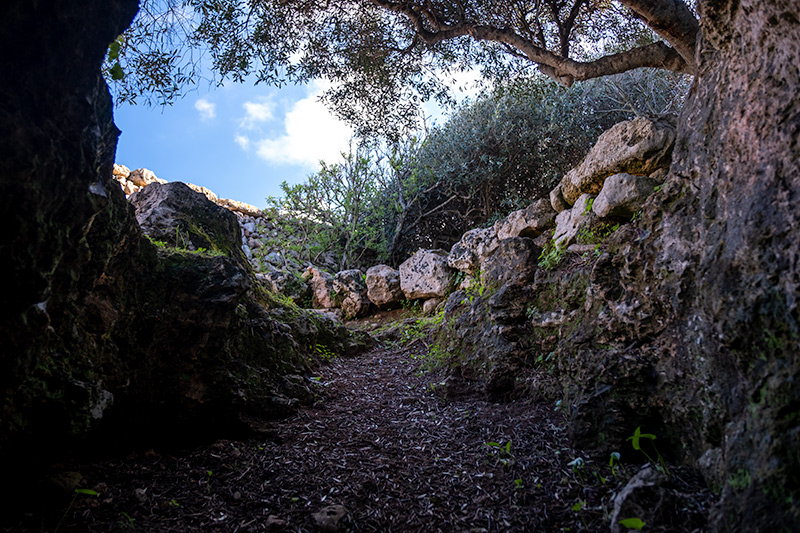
xmin=494 ymin=199 xmax=557 ymax=241
xmin=130 ymin=182 xmax=244 ymax=259
xmin=334 ymin=269 xmax=371 ymax=319
xmin=559 ymin=117 xmax=676 ymax=205
xmin=447 ymin=227 xmax=499 ymax=275
xmin=480 ymin=237 xmax=542 ymax=287
xmin=365 ymin=265 xmax=403 ymax=309
xmin=399 ymin=249 xmax=454 ymax=299
xmin=592 ymin=173 xmax=659 ymax=219
xmin=302 ymin=266 xmax=337 ymax=309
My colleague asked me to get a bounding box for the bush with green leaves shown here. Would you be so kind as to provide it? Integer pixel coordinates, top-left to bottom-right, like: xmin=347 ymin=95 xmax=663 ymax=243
xmin=381 ymin=70 xmax=689 ymax=263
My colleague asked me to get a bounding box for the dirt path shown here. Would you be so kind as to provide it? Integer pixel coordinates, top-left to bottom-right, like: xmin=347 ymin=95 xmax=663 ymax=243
xmin=11 ymin=344 xmax=707 ymax=532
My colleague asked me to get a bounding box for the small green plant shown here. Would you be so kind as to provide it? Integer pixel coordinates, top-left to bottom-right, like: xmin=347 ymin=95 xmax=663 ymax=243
xmin=627 ymin=426 xmax=669 ymax=475
xmin=571 ymin=500 xmax=585 ymax=512
xmin=609 ymin=451 xmax=621 ymax=478
xmin=728 ymin=468 xmax=752 ymax=490
xmin=146 ymin=235 xmax=167 ymax=248
xmin=514 ymin=478 xmax=524 ymax=489
xmin=485 ymin=440 xmax=515 ymax=468
xmin=119 ymin=512 xmax=136 ymax=529
xmin=206 ymin=470 xmax=213 ymax=494
xmin=583 ymin=197 xmax=594 ymax=214
xmin=538 ymin=237 xmax=566 ymax=270
xmin=314 ymin=344 xmax=336 ymax=361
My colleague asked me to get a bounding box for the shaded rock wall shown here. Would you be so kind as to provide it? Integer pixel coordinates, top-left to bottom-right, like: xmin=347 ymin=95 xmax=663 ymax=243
xmin=0 ymin=0 xmax=366 ymax=471
xmin=557 ymin=0 xmax=800 ymax=528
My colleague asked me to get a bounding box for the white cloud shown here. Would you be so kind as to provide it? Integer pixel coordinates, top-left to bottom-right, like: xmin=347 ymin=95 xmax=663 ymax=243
xmin=194 ymin=98 xmax=216 ymax=120
xmin=241 ymin=99 xmax=275 ymax=129
xmin=234 ymin=134 xmax=250 ymax=150
xmin=251 ymin=82 xmax=353 ymax=167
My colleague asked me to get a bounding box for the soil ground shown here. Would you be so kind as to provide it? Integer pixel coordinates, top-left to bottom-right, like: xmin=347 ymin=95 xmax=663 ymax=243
xmin=5 ymin=339 xmax=713 ymax=532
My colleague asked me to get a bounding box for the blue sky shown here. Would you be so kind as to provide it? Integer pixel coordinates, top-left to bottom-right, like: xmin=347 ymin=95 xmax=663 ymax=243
xmin=113 ymin=79 xmax=355 ymax=209
xmin=113 ymin=72 xmax=482 ymax=209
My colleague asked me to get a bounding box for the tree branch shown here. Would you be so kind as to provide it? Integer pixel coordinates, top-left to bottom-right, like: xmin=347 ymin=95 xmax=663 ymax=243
xmin=618 ymin=0 xmax=699 ymax=71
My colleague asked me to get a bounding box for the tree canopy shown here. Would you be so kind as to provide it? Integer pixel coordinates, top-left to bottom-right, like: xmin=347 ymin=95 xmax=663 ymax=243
xmin=109 ymin=0 xmax=697 ymax=136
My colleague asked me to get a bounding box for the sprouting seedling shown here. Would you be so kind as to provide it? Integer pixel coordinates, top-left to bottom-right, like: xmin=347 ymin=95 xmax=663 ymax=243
xmin=567 ymin=456 xmax=585 ymax=482
xmin=206 ymin=470 xmax=213 ymax=494
xmin=514 ymin=478 xmax=524 ymax=489
xmin=627 ymin=426 xmax=669 ymax=475
xmin=609 ymin=452 xmax=621 ymax=477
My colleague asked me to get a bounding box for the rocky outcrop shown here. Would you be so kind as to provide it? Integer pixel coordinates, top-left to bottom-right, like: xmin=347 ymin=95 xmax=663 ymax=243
xmin=130 ymin=182 xmax=245 ymax=259
xmin=365 ymin=265 xmax=403 ymax=308
xmin=399 ymin=249 xmax=454 ymax=299
xmin=303 ymin=266 xmax=338 ymax=308
xmin=591 ymin=173 xmax=659 ymax=219
xmin=447 ymin=228 xmax=499 ymax=275
xmin=0 ymin=0 xmax=363 ymax=482
xmin=334 ymin=269 xmax=371 ymax=319
xmin=113 ymin=165 xmax=262 ymax=217
xmin=480 ymin=237 xmax=541 ymax=287
xmin=493 ymin=199 xmax=556 ymax=240
xmin=558 ymin=117 xmax=676 ymax=206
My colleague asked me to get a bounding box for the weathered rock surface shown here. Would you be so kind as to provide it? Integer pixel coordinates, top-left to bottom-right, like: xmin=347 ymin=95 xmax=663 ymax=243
xmin=552 ymin=194 xmax=598 ymax=247
xmin=592 ymin=173 xmax=658 ymax=218
xmin=447 ymin=227 xmax=499 ymax=274
xmin=302 ymin=266 xmax=338 ymax=308
xmin=550 ymin=184 xmax=570 ymax=213
xmin=399 ymin=249 xmax=454 ymax=299
xmin=365 ymin=265 xmax=403 ymax=309
xmin=493 ymin=199 xmax=556 ymax=240
xmin=334 ymin=269 xmax=371 ymax=319
xmin=480 ymin=237 xmax=541 ymax=287
xmin=258 ymin=271 xmax=310 ymax=305
xmin=558 ymin=117 xmax=676 ymax=205
xmin=130 ymin=182 xmax=244 ymax=259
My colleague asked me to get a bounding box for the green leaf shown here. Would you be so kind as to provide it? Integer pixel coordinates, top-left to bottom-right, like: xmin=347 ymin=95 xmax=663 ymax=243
xmin=619 ymin=517 xmax=646 ymax=530
xmin=571 ymin=501 xmax=584 ymax=512
xmin=627 ymin=426 xmax=656 ymax=451
xmin=75 ymin=488 xmax=99 ymax=496
xmin=108 ymin=40 xmax=120 ymax=61
xmin=110 ymin=62 xmax=125 ymax=81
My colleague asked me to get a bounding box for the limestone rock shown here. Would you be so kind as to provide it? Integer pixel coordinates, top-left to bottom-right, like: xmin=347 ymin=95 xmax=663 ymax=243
xmin=553 ymin=194 xmax=597 ymax=248
xmin=128 ymin=167 xmax=167 ymax=188
xmin=365 ymin=265 xmax=403 ymax=309
xmin=494 ymin=199 xmax=556 ymax=240
xmin=130 ymin=182 xmax=243 ymax=258
xmin=399 ymin=249 xmax=454 ymax=299
xmin=113 ymin=163 xmax=130 ymax=180
xmin=480 ymin=237 xmax=541 ymax=287
xmin=423 ymin=297 xmax=442 ymax=315
xmin=186 ymin=182 xmax=218 ymax=202
xmin=550 ymin=184 xmax=570 ymax=213
xmin=302 ymin=266 xmax=337 ymax=309
xmin=216 ymin=197 xmax=261 ymax=217
xmin=334 ymin=269 xmax=371 ymax=319
xmin=447 ymin=227 xmax=499 ymax=274
xmin=593 ymin=173 xmax=659 ymax=218
xmin=559 ymin=117 xmax=676 ymax=205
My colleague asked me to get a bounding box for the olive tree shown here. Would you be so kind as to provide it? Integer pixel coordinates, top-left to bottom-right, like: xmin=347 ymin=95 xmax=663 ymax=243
xmin=108 ymin=0 xmax=697 ymax=136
